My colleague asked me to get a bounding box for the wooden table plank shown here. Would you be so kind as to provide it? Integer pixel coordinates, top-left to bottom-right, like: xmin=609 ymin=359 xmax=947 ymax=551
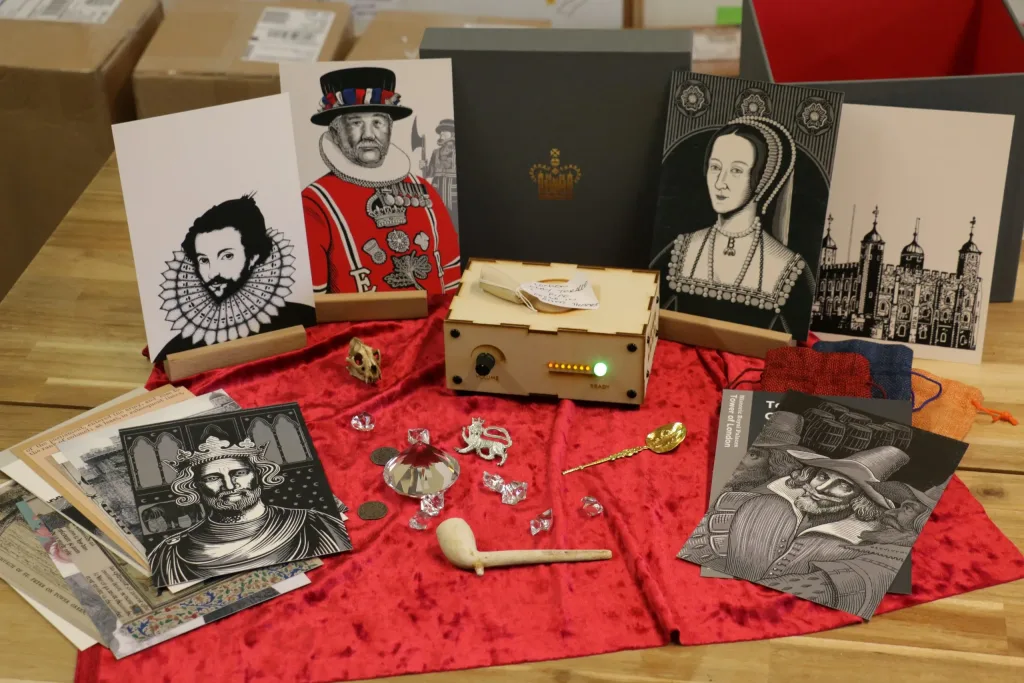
xmin=0 ymin=160 xmax=150 ymax=408
xmin=0 ymin=405 xmax=85 ymax=450
xmin=0 ymin=580 xmax=79 ymax=683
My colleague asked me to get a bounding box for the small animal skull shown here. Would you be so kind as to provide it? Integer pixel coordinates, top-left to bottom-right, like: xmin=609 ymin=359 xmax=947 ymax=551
xmin=346 ymin=338 xmax=381 ymax=384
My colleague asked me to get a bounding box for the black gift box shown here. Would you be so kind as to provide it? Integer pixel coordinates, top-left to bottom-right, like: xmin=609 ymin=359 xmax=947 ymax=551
xmin=420 ymin=28 xmax=692 ymax=270
xmin=740 ymin=0 xmax=1024 ymax=302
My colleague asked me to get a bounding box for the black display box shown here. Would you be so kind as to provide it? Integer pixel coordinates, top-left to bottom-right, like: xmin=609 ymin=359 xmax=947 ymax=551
xmin=740 ymin=0 xmax=1024 ymax=302
xmin=420 ymin=28 xmax=691 ymax=270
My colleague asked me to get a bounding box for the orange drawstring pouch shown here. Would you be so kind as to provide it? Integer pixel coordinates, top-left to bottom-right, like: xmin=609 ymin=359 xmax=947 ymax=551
xmin=911 ymin=369 xmax=1017 ymax=440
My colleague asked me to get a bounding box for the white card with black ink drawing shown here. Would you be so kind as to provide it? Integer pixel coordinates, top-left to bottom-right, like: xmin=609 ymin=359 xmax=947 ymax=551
xmin=117 ymin=403 xmax=351 ymax=588
xmin=278 ymin=59 xmax=461 ymax=297
xmin=680 ymin=391 xmax=968 ymax=621
xmin=811 ymin=103 xmax=1013 ymax=364
xmin=649 ymin=73 xmax=845 ymax=341
xmin=112 ymin=94 xmax=317 ymax=364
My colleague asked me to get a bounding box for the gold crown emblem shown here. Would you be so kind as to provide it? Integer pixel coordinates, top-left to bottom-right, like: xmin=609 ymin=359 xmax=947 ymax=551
xmin=162 ymin=436 xmax=269 ymax=470
xmin=529 ymin=148 xmax=582 ymax=201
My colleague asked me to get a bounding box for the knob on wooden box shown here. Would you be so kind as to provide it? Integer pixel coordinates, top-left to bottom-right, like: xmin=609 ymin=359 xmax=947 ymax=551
xmin=443 ymin=259 xmax=659 ymax=406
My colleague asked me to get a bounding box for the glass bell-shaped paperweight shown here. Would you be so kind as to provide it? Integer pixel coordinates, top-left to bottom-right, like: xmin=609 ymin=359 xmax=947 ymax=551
xmin=383 ymin=428 xmax=460 ymax=498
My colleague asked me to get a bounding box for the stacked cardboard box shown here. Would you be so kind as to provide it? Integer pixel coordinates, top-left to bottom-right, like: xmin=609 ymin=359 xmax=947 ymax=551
xmin=134 ymin=0 xmax=355 ymax=119
xmin=0 ymin=0 xmax=163 ymax=299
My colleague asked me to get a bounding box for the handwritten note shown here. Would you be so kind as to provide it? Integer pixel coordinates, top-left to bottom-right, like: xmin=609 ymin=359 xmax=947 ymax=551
xmin=519 ymin=276 xmax=599 ymax=310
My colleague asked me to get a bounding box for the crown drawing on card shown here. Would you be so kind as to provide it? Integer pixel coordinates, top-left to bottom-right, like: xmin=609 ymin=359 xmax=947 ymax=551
xmin=162 ymin=436 xmax=269 ymax=469
xmin=366 ymin=191 xmax=408 ymax=228
xmin=529 ymin=148 xmax=582 ymax=201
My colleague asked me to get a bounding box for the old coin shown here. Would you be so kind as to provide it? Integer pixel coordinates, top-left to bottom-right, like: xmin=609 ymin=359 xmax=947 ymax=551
xmin=357 ymin=501 xmax=388 ymax=521
xmin=370 ymin=446 xmax=399 ymax=466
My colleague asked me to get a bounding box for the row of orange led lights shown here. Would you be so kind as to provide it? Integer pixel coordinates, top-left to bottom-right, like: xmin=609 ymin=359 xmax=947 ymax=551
xmin=548 ymin=361 xmax=590 ymax=372
xmin=546 ymin=361 xmax=608 ymax=377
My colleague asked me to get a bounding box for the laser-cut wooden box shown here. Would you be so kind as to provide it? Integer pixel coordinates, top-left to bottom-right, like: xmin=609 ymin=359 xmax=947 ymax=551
xmin=444 ymin=259 xmax=659 ymax=406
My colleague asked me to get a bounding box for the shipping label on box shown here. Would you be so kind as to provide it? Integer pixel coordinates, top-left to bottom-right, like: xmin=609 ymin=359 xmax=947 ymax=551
xmin=0 ymin=0 xmax=123 ymax=24
xmin=348 ymin=0 xmax=398 ymax=33
xmin=243 ymin=6 xmax=336 ymax=63
xmin=691 ymin=29 xmax=740 ymax=62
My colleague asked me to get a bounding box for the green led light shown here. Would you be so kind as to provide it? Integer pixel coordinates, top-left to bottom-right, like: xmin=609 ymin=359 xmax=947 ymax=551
xmin=593 ymin=362 xmax=608 ymax=377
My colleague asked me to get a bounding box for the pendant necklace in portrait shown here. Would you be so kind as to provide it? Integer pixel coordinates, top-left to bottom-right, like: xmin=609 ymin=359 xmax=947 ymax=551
xmin=708 ymin=226 xmax=764 ymax=291
xmin=714 ymin=216 xmax=761 ymax=257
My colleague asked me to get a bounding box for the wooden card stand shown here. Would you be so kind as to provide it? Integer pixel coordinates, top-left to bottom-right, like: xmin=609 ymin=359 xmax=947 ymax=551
xmin=315 ymin=290 xmax=429 ymax=323
xmin=163 ymin=325 xmax=308 ymax=382
xmin=658 ymin=310 xmax=794 ymax=359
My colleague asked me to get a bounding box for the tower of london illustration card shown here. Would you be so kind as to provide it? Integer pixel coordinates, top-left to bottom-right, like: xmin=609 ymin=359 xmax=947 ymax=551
xmin=279 ymin=59 xmax=460 ymax=296
xmin=649 ymin=73 xmax=845 ymax=341
xmin=680 ymin=391 xmax=968 ymax=621
xmin=112 ymin=95 xmax=317 ymax=364
xmin=118 ymin=404 xmax=351 ymax=588
xmin=810 ymin=104 xmax=1013 ymax=364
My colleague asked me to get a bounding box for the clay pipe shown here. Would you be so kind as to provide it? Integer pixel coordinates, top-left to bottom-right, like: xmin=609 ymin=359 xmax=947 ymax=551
xmin=436 ymin=517 xmax=612 ymax=576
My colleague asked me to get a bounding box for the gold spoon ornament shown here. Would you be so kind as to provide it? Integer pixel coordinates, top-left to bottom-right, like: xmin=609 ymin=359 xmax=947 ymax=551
xmin=562 ymin=422 xmax=687 ymax=475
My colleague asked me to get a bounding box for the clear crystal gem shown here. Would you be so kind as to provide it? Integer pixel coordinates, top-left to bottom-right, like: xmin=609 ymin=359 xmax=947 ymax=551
xmin=420 ymin=492 xmax=444 ymax=517
xmin=407 ymin=428 xmax=430 ymax=444
xmin=529 ymin=508 xmax=553 ymax=535
xmin=500 ymin=481 xmax=528 ymax=505
xmin=581 ymin=496 xmax=604 ymax=517
xmin=482 ymin=471 xmax=505 ymax=492
xmin=350 ymin=412 xmax=374 ymax=431
xmin=409 ymin=511 xmax=431 ymax=530
xmin=383 ymin=440 xmax=460 ymax=497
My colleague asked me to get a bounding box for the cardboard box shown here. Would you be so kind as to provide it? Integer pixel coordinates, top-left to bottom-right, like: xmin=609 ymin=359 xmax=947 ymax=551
xmin=420 ymin=28 xmax=691 ymax=271
xmin=343 ymin=0 xmax=627 ymax=35
xmin=0 ymin=0 xmax=163 ymax=300
xmin=347 ymin=10 xmax=550 ymax=61
xmin=741 ymin=0 xmax=1024 ymax=302
xmin=134 ymin=0 xmax=355 ymax=119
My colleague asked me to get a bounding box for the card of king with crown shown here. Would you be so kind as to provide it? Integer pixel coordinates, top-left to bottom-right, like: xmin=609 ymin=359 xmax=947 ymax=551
xmin=289 ymin=63 xmax=462 ymax=296
xmin=119 ymin=404 xmax=351 ymax=588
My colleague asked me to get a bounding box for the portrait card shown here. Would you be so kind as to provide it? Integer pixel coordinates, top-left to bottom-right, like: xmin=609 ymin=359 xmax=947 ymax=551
xmin=112 ymin=94 xmax=317 ymax=364
xmin=279 ymin=59 xmax=461 ymax=296
xmin=679 ymin=391 xmax=968 ymax=620
xmin=20 ymin=498 xmax=317 ymax=660
xmin=649 ymin=73 xmax=845 ymax=340
xmin=810 ymin=104 xmax=1014 ymax=364
xmin=5 ymin=385 xmax=195 ymax=569
xmin=118 ymin=403 xmax=351 ymax=587
xmin=54 ymin=390 xmax=242 ymax=554
xmin=701 ymin=390 xmax=913 ymax=595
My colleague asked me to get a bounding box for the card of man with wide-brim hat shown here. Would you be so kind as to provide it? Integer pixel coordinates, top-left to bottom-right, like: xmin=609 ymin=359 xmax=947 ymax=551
xmin=299 ymin=65 xmax=461 ymax=296
xmin=784 ymin=445 xmax=910 ymax=511
xmin=702 ymin=445 xmax=911 ymax=580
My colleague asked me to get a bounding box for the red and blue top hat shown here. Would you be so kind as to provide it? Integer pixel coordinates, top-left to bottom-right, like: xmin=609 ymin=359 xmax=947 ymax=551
xmin=311 ymin=67 xmax=413 ymax=126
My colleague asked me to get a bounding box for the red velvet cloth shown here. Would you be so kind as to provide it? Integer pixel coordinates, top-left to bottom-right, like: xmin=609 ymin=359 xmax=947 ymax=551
xmin=754 ymin=0 xmax=1024 ymax=82
xmin=76 ymin=301 xmax=1024 ymax=683
xmin=761 ymin=346 xmax=873 ymax=397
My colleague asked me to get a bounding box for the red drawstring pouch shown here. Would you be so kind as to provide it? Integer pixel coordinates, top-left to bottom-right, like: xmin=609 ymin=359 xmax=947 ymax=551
xmin=760 ymin=346 xmax=873 ymax=397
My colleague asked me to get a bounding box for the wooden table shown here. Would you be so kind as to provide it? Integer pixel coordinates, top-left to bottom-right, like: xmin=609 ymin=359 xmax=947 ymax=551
xmin=1 ymin=156 xmax=1022 ymax=683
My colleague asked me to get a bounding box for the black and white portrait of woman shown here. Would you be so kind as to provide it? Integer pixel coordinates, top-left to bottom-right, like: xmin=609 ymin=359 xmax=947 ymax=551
xmin=650 ymin=74 xmax=845 ymax=340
